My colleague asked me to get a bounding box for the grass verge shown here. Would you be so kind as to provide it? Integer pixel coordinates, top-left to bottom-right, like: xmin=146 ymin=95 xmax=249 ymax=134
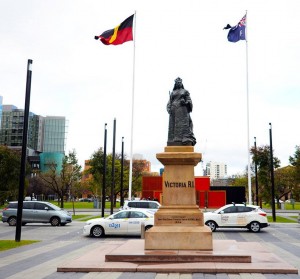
xmin=0 ymin=240 xmax=40 ymax=252
xmin=72 ymin=215 xmax=104 ymax=221
xmin=267 ymin=216 xmax=297 ymax=223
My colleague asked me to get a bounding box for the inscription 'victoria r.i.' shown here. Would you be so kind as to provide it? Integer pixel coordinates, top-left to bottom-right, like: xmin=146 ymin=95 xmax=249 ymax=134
xmin=164 ymin=181 xmax=194 ymax=188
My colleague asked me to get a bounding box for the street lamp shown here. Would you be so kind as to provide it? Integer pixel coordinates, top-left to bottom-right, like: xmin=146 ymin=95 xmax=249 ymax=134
xmin=254 ymin=137 xmax=259 ymax=206
xmin=101 ymin=123 xmax=107 ymax=217
xmin=269 ymin=123 xmax=276 ymax=222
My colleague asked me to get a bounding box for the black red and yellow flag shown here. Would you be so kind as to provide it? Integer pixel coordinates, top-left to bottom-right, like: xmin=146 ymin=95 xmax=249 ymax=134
xmin=95 ymin=14 xmax=134 ymax=45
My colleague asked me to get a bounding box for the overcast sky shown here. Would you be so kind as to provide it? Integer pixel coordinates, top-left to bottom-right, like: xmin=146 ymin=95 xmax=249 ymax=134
xmin=1 ymin=0 xmax=299 ymax=176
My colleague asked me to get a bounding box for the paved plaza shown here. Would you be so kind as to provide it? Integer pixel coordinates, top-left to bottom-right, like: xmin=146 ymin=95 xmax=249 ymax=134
xmin=0 ymin=219 xmax=299 ymax=279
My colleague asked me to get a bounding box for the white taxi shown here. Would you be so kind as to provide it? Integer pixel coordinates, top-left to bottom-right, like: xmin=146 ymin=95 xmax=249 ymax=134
xmin=204 ymin=203 xmax=269 ymax=233
xmin=83 ymin=209 xmax=154 ymax=237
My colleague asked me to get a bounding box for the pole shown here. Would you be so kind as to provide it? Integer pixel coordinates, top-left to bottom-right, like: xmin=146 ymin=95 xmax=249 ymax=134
xmin=15 ymin=59 xmax=33 ymax=242
xmin=128 ymin=11 xmax=137 ymax=201
xmin=245 ymin=10 xmax=252 ymax=204
xmin=111 ymin=118 xmax=116 ymax=215
xmin=269 ymin=123 xmax=276 ymax=222
xmin=101 ymin=123 xmax=107 ymax=217
xmin=254 ymin=137 xmax=259 ymax=206
xmin=120 ymin=137 xmax=124 ymax=207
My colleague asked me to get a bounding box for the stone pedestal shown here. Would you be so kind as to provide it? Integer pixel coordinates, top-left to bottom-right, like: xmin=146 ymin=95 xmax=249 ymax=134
xmin=145 ymin=146 xmax=213 ymax=250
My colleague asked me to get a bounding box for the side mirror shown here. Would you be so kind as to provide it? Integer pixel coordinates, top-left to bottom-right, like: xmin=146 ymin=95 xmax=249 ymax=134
xmin=219 ymin=210 xmax=224 ymax=214
xmin=45 ymin=207 xmax=49 ymax=211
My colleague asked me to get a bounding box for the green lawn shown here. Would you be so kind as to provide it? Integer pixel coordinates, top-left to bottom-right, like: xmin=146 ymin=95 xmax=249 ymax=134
xmin=50 ymin=201 xmax=120 ymax=209
xmin=71 ymin=214 xmax=103 ymax=221
xmin=262 ymin=202 xmax=300 ymax=210
xmin=0 ymin=201 xmax=120 ymax=210
xmin=267 ymin=216 xmax=297 ymax=223
xmin=0 ymin=240 xmax=39 ymax=252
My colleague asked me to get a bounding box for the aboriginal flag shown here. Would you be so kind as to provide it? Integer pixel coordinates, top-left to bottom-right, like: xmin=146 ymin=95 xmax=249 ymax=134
xmin=95 ymin=14 xmax=134 ymax=45
xmin=224 ymin=14 xmax=246 ymax=43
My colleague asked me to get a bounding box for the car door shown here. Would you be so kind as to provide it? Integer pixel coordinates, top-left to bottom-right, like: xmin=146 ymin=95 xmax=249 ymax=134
xmin=104 ymin=211 xmax=130 ymax=235
xmin=22 ymin=202 xmax=36 ymax=222
xmin=220 ymin=206 xmax=239 ymax=226
xmin=237 ymin=206 xmax=254 ymax=225
xmin=33 ymin=202 xmax=52 ymax=222
xmin=127 ymin=211 xmax=148 ymax=235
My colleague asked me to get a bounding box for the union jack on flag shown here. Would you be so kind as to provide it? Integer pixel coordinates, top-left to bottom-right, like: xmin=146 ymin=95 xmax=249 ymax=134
xmin=224 ymin=14 xmax=246 ymax=43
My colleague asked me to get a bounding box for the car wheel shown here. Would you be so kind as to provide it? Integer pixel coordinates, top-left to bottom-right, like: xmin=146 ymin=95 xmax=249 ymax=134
xmin=8 ymin=216 xmax=17 ymax=226
xmin=60 ymin=223 xmax=66 ymax=226
xmin=249 ymin=221 xmax=261 ymax=233
xmin=91 ymin=225 xmax=104 ymax=237
xmin=205 ymin=220 xmax=217 ymax=232
xmin=145 ymin=225 xmax=153 ymax=231
xmin=22 ymin=223 xmax=26 ymax=226
xmin=50 ymin=217 xmax=60 ymax=226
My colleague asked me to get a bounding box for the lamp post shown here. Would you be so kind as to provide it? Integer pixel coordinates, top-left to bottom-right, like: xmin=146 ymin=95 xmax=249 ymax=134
xmin=269 ymin=123 xmax=276 ymax=222
xmin=110 ymin=118 xmax=116 ymax=215
xmin=120 ymin=137 xmax=124 ymax=207
xmin=16 ymin=59 xmax=33 ymax=242
xmin=254 ymin=137 xmax=259 ymax=206
xmin=101 ymin=123 xmax=107 ymax=217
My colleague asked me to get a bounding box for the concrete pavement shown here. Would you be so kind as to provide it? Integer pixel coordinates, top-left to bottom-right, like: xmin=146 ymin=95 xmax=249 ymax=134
xmin=0 ymin=221 xmax=299 ymax=278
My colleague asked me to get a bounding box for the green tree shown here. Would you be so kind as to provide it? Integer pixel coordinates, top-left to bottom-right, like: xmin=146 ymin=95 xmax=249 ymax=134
xmin=229 ymin=174 xmax=247 ymax=187
xmin=38 ymin=150 xmax=82 ymax=208
xmin=61 ymin=150 xmax=82 ymax=212
xmin=124 ymin=158 xmax=146 ymax=197
xmin=88 ymin=149 xmax=128 ymax=204
xmin=251 ymin=145 xmax=280 ymax=205
xmin=88 ymin=148 xmax=148 ymax=205
xmin=275 ymin=166 xmax=295 ymax=201
xmin=87 ymin=148 xmax=106 ymax=199
xmin=289 ymin=145 xmax=300 ymax=200
xmin=0 ymin=146 xmax=30 ymax=204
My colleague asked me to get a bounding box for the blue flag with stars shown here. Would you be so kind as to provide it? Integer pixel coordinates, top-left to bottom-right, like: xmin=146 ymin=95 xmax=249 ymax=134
xmin=224 ymin=14 xmax=246 ymax=43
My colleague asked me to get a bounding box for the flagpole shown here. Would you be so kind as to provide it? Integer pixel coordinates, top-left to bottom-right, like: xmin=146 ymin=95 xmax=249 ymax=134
xmin=245 ymin=10 xmax=252 ymax=205
xmin=128 ymin=11 xmax=136 ymax=200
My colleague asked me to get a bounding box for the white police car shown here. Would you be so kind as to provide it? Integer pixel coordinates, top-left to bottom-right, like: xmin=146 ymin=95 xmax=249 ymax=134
xmin=83 ymin=209 xmax=154 ymax=237
xmin=204 ymin=203 xmax=269 ymax=232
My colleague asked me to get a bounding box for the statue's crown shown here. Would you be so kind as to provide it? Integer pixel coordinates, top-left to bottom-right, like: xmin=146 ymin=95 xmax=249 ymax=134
xmin=175 ymin=77 xmax=182 ymax=83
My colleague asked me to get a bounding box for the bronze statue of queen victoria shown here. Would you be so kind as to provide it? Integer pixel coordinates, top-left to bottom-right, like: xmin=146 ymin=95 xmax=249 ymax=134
xmin=167 ymin=77 xmax=196 ymax=146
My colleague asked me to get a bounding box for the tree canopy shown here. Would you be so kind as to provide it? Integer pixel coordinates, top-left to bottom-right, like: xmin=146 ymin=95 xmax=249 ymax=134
xmin=38 ymin=150 xmax=82 ymax=208
xmin=250 ymin=145 xmax=280 ymax=204
xmin=87 ymin=148 xmax=149 ymax=204
xmin=289 ymin=145 xmax=300 ymax=200
xmin=0 ymin=146 xmax=30 ymax=204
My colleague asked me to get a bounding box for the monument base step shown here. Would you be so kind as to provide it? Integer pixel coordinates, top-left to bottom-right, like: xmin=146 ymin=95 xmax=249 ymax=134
xmin=144 ymin=225 xmax=213 ymax=250
xmin=106 ymin=253 xmax=251 ymax=263
xmin=57 ymin=239 xmax=298 ymax=274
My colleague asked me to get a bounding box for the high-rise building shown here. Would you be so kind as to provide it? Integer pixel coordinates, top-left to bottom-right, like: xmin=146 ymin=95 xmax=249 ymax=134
xmin=42 ymin=116 xmax=67 ymax=153
xmin=205 ymin=161 xmax=227 ymax=180
xmin=0 ymin=100 xmax=68 ymax=173
xmin=39 ymin=116 xmax=68 ymax=173
xmin=0 ymin=105 xmax=40 ymax=150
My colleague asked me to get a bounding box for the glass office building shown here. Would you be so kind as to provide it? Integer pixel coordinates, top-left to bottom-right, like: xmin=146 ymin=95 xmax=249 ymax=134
xmin=42 ymin=116 xmax=67 ymax=153
xmin=0 ymin=100 xmax=68 ymax=173
xmin=0 ymin=105 xmax=40 ymax=150
xmin=40 ymin=152 xmax=64 ymax=173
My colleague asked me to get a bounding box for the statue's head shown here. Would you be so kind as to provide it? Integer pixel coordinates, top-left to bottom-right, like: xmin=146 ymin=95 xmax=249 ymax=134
xmin=175 ymin=77 xmax=182 ymax=84
xmin=173 ymin=77 xmax=184 ymax=90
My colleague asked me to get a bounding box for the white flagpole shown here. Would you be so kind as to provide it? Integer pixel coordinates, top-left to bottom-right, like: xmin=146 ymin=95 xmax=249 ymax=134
xmin=128 ymin=11 xmax=136 ymax=200
xmin=245 ymin=10 xmax=252 ymax=204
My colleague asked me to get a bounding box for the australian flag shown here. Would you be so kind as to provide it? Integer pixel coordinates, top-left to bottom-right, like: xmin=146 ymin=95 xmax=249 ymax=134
xmin=224 ymin=14 xmax=246 ymax=43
